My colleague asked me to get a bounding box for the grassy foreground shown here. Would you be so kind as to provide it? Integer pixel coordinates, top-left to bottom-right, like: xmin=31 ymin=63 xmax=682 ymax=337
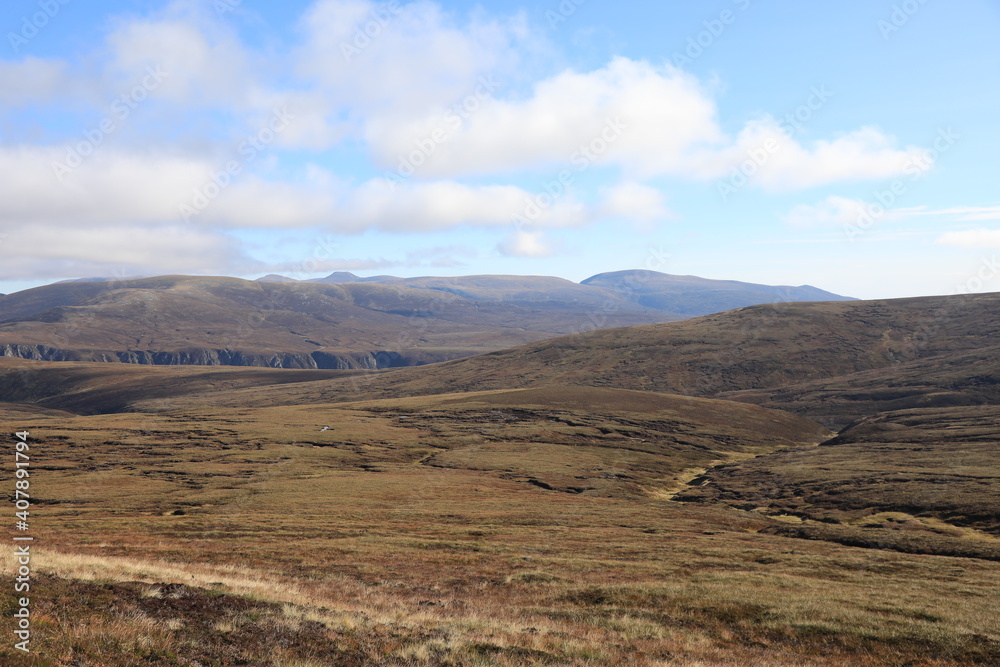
xmin=1 ymin=389 xmax=998 ymax=665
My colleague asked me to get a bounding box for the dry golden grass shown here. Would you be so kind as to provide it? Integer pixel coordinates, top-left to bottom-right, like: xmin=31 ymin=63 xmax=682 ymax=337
xmin=0 ymin=389 xmax=997 ymax=665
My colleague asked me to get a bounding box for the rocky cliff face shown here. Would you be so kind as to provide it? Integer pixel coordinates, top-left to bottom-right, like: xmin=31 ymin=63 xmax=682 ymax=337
xmin=0 ymin=344 xmax=435 ymax=369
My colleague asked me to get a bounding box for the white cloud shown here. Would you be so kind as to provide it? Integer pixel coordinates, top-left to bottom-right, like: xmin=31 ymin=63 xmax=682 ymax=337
xmin=599 ymin=182 xmax=671 ymax=225
xmin=497 ymin=230 xmax=553 ymax=257
xmin=370 ymin=57 xmax=721 ymax=177
xmin=786 ymin=201 xmax=1000 ymax=232
xmin=0 ymin=57 xmax=73 ymax=106
xmin=1 ymin=10 xmax=291 ymax=146
xmin=296 ymin=0 xmax=530 ymax=115
xmin=700 ymin=121 xmax=929 ymax=190
xmin=195 ymin=177 xmax=341 ymax=228
xmin=0 ymin=146 xmax=591 ymax=234
xmin=0 ymin=224 xmax=254 ymax=280
xmin=0 ymin=147 xmax=206 ymax=225
xmin=913 ymin=205 xmax=1000 ymax=222
xmin=0 ymin=146 xmax=339 ymax=229
xmin=784 ymin=195 xmax=914 ymax=229
xmin=3 ymin=5 xmax=931 ymax=193
xmin=105 ymin=11 xmax=252 ymax=107
xmin=784 ymin=196 xmax=870 ymax=228
xmin=367 ymin=57 xmax=926 ymax=189
xmin=262 ymin=90 xmax=352 ymax=151
xmin=937 ymin=229 xmax=1000 ymax=248
xmin=329 ymin=179 xmax=586 ymax=232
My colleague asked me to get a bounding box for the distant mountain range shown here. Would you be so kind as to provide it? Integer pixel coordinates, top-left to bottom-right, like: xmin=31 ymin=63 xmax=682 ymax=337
xmin=259 ymin=269 xmax=854 ymax=317
xmin=0 ymin=271 xmax=853 ymax=368
xmin=580 ymin=270 xmax=853 ymax=315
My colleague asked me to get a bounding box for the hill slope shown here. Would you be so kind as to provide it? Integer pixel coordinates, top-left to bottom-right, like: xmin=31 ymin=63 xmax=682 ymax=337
xmin=0 ymin=275 xmax=679 ymax=369
xmin=238 ymin=292 xmax=999 ymax=414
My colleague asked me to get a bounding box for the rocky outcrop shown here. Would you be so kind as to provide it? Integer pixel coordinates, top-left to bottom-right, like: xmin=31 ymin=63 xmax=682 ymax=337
xmin=1 ymin=344 xmax=82 ymax=362
xmin=0 ymin=344 xmax=436 ymax=369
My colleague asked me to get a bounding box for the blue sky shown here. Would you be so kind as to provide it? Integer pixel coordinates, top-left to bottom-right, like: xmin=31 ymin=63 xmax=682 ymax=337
xmin=1 ymin=0 xmax=998 ymax=299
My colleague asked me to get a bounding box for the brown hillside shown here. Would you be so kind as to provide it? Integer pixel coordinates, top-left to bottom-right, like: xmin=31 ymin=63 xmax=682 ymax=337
xmin=0 ymin=275 xmax=681 ymax=369
xmin=193 ymin=292 xmax=1000 ymax=410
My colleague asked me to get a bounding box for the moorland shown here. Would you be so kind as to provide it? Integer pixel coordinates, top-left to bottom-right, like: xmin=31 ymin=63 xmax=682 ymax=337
xmin=0 ymin=276 xmax=997 ymax=665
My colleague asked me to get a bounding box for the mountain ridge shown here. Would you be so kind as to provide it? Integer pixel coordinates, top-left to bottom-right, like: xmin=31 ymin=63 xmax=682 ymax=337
xmin=0 ymin=271 xmax=855 ymax=369
xmin=256 ymin=269 xmax=856 ymax=315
